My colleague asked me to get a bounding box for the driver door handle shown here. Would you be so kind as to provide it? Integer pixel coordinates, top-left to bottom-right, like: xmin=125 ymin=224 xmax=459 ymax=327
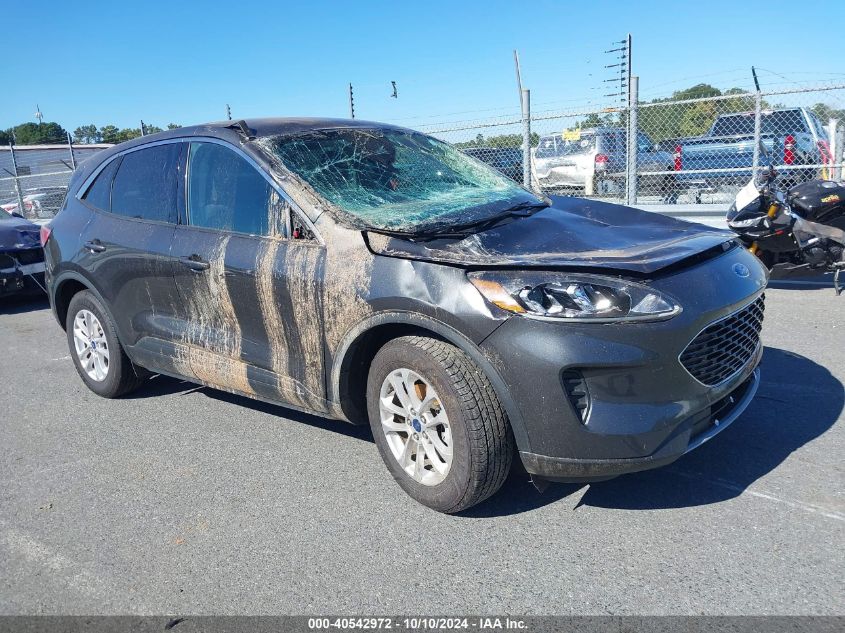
xmin=84 ymin=239 xmax=106 ymax=253
xmin=180 ymin=255 xmax=210 ymax=272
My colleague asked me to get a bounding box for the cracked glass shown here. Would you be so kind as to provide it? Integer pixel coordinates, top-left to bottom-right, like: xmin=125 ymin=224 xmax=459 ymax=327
xmin=262 ymin=128 xmax=540 ymax=231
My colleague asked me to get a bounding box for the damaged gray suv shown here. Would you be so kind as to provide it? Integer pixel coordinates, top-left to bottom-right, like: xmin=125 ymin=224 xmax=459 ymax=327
xmin=44 ymin=118 xmax=767 ymax=513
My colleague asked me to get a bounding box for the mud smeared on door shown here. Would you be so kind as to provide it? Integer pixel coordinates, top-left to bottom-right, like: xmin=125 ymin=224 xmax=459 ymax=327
xmin=178 ymin=235 xmax=254 ymax=396
xmin=254 ymin=237 xmax=327 ymax=411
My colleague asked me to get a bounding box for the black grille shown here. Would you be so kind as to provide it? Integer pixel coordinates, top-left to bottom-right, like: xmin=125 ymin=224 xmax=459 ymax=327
xmin=680 ymin=296 xmax=765 ymax=386
xmin=561 ymin=370 xmax=590 ymax=424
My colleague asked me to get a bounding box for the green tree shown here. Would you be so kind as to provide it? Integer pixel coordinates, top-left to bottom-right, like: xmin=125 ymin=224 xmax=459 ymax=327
xmin=454 ymin=132 xmax=539 ymax=149
xmin=142 ymin=124 xmax=163 ymax=135
xmin=10 ymin=122 xmax=69 ymax=144
xmin=811 ymin=103 xmax=845 ymax=124
xmin=638 ymin=84 xmax=757 ymax=143
xmin=167 ymin=123 xmax=182 ymax=129
xmin=115 ymin=128 xmax=143 ymax=142
xmin=73 ymin=124 xmax=101 ymax=144
xmin=0 ymin=129 xmax=10 ymax=145
xmin=99 ymin=125 xmax=120 ymax=144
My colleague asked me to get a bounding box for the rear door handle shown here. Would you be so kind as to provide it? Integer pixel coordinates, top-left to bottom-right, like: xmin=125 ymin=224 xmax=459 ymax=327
xmin=180 ymin=255 xmax=210 ymax=272
xmin=84 ymin=239 xmax=106 ymax=253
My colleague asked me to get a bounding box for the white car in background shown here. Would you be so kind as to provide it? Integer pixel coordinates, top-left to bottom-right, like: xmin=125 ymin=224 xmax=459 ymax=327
xmin=533 ymin=127 xmax=677 ymax=200
xmin=0 ymin=187 xmax=67 ymax=223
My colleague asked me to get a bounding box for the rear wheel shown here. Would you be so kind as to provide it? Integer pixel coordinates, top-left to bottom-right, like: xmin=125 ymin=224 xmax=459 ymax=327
xmin=367 ymin=335 xmax=514 ymax=513
xmin=66 ymin=290 xmax=146 ymax=398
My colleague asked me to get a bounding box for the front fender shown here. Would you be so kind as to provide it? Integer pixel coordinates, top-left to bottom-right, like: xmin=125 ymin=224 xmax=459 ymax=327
xmin=328 ymin=311 xmax=531 ymax=453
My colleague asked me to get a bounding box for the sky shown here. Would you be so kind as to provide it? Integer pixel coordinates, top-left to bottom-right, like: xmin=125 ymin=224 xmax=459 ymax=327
xmin=3 ymin=0 xmax=845 ymax=133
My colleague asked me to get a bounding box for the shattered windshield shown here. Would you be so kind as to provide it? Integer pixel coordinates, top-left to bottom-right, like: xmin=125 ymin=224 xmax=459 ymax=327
xmin=262 ymin=128 xmax=540 ymax=231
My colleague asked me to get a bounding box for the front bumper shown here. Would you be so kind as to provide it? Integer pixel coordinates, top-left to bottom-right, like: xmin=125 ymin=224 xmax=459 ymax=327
xmin=520 ymin=368 xmax=759 ymax=481
xmin=0 ymin=252 xmax=46 ymax=296
xmin=478 ymin=244 xmax=767 ymax=482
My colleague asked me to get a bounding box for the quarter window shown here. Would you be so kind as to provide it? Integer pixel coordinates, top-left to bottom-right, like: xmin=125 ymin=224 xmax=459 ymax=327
xmin=187 ymin=142 xmax=274 ymax=236
xmin=110 ymin=144 xmax=182 ymax=223
xmin=81 ymin=157 xmax=121 ymax=211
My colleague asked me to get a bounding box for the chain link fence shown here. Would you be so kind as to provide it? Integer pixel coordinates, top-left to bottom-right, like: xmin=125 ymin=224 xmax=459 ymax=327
xmin=419 ymin=83 xmax=845 ymax=207
xmin=2 ymin=83 xmax=842 ymax=221
xmin=0 ymin=142 xmax=111 ymax=222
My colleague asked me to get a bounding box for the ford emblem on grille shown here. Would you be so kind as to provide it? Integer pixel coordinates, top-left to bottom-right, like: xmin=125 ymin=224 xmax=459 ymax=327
xmin=733 ymin=263 xmax=750 ymax=278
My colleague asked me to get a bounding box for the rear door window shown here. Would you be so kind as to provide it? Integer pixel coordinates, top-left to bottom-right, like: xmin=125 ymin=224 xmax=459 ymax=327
xmin=81 ymin=157 xmax=121 ymax=211
xmin=187 ymin=142 xmax=274 ymax=236
xmin=110 ymin=143 xmax=182 ymax=223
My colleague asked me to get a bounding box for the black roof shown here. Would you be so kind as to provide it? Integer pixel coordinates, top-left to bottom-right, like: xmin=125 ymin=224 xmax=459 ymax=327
xmin=70 ymin=117 xmax=414 ymax=187
xmin=127 ymin=117 xmax=408 ymax=147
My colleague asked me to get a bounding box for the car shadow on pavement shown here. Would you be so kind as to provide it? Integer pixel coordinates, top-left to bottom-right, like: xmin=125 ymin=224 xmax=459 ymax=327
xmin=131 ymin=375 xmax=376 ymax=443
xmin=0 ymin=293 xmax=49 ymax=314
xmin=464 ymin=346 xmax=843 ymax=517
xmin=123 ymin=346 xmax=841 ymax=518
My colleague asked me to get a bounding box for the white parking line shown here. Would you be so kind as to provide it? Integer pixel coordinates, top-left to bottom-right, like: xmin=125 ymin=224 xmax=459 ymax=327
xmin=0 ymin=524 xmax=106 ymax=598
xmin=669 ymin=468 xmax=845 ymax=522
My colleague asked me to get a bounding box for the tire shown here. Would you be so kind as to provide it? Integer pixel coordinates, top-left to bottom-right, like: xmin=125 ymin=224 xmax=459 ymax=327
xmin=659 ymin=175 xmax=680 ymax=204
xmin=755 ymin=249 xmax=777 ymax=271
xmin=367 ymin=335 xmax=514 ymax=513
xmin=66 ymin=290 xmax=146 ymax=398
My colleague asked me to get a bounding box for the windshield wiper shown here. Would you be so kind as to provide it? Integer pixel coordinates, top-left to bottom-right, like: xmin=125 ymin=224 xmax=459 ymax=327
xmin=366 ymin=200 xmax=550 ymax=243
xmin=427 ymin=200 xmax=549 ymax=236
xmin=366 ymin=227 xmax=471 ymax=242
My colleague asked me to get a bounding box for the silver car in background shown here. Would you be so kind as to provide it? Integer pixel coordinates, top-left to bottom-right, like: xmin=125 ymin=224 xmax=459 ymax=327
xmin=533 ymin=127 xmax=678 ymax=201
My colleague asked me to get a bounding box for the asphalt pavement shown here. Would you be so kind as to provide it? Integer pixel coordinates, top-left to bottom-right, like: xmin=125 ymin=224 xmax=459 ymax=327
xmin=0 ymin=288 xmax=842 ymax=615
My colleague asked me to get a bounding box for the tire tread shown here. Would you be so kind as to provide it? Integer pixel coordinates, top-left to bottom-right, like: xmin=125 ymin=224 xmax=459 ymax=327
xmin=380 ymin=335 xmax=514 ymax=513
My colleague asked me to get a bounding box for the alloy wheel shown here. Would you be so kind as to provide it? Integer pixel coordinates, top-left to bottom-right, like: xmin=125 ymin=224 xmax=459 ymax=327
xmin=378 ymin=368 xmax=453 ymax=486
xmin=72 ymin=309 xmax=110 ymax=382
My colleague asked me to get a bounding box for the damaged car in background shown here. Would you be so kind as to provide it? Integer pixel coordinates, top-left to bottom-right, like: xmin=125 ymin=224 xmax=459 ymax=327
xmin=43 ymin=118 xmax=767 ymax=513
xmin=1 ymin=208 xmax=47 ymax=296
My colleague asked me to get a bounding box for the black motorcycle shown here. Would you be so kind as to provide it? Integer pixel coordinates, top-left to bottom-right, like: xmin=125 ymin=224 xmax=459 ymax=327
xmin=726 ymin=167 xmax=845 ymax=294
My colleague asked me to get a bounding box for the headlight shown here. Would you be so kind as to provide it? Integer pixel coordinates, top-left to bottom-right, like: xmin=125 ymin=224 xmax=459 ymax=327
xmin=728 ymin=217 xmax=762 ymax=228
xmin=468 ymin=271 xmax=681 ymax=322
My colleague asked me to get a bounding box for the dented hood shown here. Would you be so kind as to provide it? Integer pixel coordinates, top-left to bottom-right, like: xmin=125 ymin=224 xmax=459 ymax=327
xmin=366 ymin=196 xmax=733 ymax=274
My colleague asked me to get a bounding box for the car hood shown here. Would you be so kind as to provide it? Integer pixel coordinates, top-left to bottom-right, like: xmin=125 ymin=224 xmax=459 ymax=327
xmin=0 ymin=216 xmax=41 ymax=250
xmin=365 ymin=196 xmax=733 ymax=275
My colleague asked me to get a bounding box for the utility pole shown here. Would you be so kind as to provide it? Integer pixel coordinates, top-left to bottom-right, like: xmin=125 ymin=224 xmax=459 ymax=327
xmin=348 ymin=83 xmax=355 ymax=119
xmin=226 ymin=104 xmax=232 ymax=121
xmin=513 ymin=49 xmax=524 ymax=109
xmin=66 ymin=131 xmax=77 ymax=170
xmin=140 ymin=120 xmax=147 ymax=136
xmin=626 ymin=34 xmax=632 ymax=104
xmin=751 ymin=66 xmax=763 ymax=175
xmin=34 ymin=104 xmax=43 ymax=126
xmin=8 ymin=132 xmax=27 ymax=218
xmin=602 ymin=35 xmax=630 ymax=102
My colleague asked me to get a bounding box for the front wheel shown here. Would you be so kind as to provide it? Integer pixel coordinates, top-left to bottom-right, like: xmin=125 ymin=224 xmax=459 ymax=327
xmin=752 ymin=248 xmax=777 ymax=271
xmin=367 ymin=336 xmax=514 ymax=513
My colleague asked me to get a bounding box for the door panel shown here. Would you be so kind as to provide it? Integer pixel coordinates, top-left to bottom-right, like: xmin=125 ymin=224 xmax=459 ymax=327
xmin=75 ymin=142 xmax=184 ymax=362
xmin=78 ymin=212 xmax=178 ymax=346
xmin=170 ymin=140 xmax=328 ymax=411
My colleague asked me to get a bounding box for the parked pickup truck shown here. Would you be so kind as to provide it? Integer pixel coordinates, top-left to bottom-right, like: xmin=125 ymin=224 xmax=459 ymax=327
xmin=664 ymin=107 xmax=830 ymax=191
